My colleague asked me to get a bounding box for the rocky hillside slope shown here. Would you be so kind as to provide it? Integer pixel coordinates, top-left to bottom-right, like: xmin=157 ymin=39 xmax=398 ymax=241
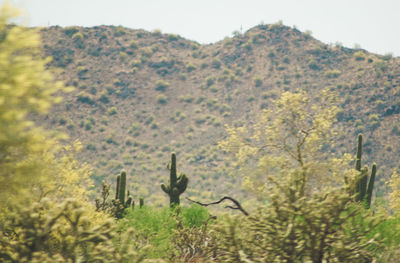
xmin=38 ymin=23 xmax=400 ymax=206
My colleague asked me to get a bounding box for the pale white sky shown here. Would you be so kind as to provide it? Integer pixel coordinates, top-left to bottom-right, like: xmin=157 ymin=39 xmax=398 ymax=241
xmin=3 ymin=0 xmax=400 ymax=56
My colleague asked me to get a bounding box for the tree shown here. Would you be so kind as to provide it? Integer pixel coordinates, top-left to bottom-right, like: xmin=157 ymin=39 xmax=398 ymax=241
xmin=219 ymin=89 xmax=353 ymax=198
xmin=212 ymin=90 xmax=381 ymax=262
xmin=0 ymin=3 xmax=90 ymax=207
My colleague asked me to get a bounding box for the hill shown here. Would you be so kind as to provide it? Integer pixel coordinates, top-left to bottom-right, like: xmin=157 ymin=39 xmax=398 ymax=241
xmin=38 ymin=23 xmax=400 ymax=206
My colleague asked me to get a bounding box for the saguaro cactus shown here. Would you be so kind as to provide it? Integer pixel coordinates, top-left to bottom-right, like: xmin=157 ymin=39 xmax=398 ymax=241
xmin=114 ymin=170 xmax=140 ymax=212
xmin=354 ymin=134 xmax=377 ymax=209
xmin=161 ymin=153 xmax=189 ymax=206
xmin=118 ymin=171 xmax=127 ymax=205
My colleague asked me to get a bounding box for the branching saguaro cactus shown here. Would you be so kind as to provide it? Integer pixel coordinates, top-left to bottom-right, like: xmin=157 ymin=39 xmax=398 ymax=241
xmin=161 ymin=152 xmax=189 ymax=206
xmin=354 ymin=134 xmax=377 ymax=209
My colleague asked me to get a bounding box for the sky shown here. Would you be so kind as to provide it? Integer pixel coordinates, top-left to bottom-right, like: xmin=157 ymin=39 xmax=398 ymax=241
xmin=3 ymin=0 xmax=400 ymax=56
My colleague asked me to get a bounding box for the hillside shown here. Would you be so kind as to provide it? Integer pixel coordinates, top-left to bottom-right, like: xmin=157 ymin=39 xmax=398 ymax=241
xmin=38 ymin=23 xmax=400 ymax=206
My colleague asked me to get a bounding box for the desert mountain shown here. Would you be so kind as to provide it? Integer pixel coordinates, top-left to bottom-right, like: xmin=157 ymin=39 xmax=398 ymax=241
xmin=38 ymin=23 xmax=400 ymax=205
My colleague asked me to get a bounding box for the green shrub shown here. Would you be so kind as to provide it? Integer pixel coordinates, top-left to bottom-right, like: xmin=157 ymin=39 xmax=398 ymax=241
xmin=119 ymin=205 xmax=209 ymax=258
xmin=324 ymin=69 xmax=341 ymax=78
xmin=253 ymin=75 xmax=263 ymax=87
xmin=354 ymin=51 xmax=366 ymax=61
xmin=0 ymin=199 xmax=145 ymax=262
xmin=63 ymin=26 xmax=79 ymax=37
xmin=77 ymin=91 xmax=95 ymax=105
xmin=72 ymin=32 xmax=85 ymax=49
xmin=155 ymin=80 xmax=169 ymax=91
xmin=212 ymin=59 xmax=221 ymax=69
xmin=178 ymin=94 xmax=194 ymax=103
xmin=114 ymin=26 xmax=126 ymax=37
xmin=186 ymin=62 xmax=196 ymax=72
xmin=156 ymin=94 xmax=168 ymax=104
xmin=107 ymin=106 xmax=117 ymax=115
xmin=168 ymin=34 xmax=179 ymax=41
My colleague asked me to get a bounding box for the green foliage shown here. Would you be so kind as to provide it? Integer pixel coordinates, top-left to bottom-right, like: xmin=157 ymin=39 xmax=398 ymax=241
xmin=119 ymin=205 xmax=209 ymax=259
xmin=209 ymin=177 xmax=381 ymax=262
xmin=63 ymin=26 xmax=79 ymax=37
xmin=212 ymin=58 xmax=221 ymax=69
xmin=0 ymin=4 xmax=91 ymax=206
xmin=324 ymin=69 xmax=341 ymax=78
xmin=155 ymin=80 xmax=169 ymax=91
xmin=253 ymin=75 xmax=263 ymax=87
xmin=0 ymin=199 xmax=146 ymax=263
xmin=107 ymin=106 xmax=118 ymax=115
xmin=354 ymin=50 xmax=366 ymax=61
xmin=219 ymin=90 xmax=347 ymax=197
xmin=156 ymin=94 xmax=168 ymax=104
xmin=161 ymin=153 xmax=189 ymax=206
xmin=72 ymin=32 xmax=85 ymax=49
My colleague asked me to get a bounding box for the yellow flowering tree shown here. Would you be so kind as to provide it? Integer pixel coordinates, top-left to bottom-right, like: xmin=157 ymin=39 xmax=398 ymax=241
xmin=0 ymin=3 xmax=91 ymax=207
xmin=219 ymin=89 xmax=354 ymax=198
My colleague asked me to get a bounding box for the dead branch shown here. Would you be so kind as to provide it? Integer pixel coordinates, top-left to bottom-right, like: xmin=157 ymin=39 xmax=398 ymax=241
xmin=186 ymin=196 xmax=249 ymax=216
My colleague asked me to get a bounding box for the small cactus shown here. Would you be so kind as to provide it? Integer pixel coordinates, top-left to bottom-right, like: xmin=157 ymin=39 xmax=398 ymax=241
xmin=161 ymin=153 xmax=189 ymax=206
xmin=353 ymin=134 xmax=378 ymax=208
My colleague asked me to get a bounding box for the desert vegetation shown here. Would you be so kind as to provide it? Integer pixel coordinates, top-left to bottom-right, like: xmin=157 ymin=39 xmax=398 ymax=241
xmin=1 ymin=3 xmax=400 ymax=262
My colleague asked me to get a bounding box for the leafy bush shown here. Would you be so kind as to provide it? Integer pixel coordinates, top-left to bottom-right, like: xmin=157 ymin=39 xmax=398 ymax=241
xmin=210 ymin=188 xmax=381 ymax=262
xmin=63 ymin=26 xmax=79 ymax=37
xmin=118 ymin=205 xmax=209 ymax=258
xmin=212 ymin=59 xmax=221 ymax=69
xmin=156 ymin=94 xmax=168 ymax=104
xmin=354 ymin=51 xmax=366 ymax=61
xmin=253 ymin=75 xmax=263 ymax=87
xmin=107 ymin=106 xmax=117 ymax=115
xmin=0 ymin=199 xmax=146 ymax=263
xmin=155 ymin=80 xmax=169 ymax=91
xmin=72 ymin=32 xmax=85 ymax=49
xmin=324 ymin=69 xmax=341 ymax=78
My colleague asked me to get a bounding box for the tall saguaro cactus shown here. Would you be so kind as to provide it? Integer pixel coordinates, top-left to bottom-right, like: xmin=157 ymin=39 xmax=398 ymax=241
xmin=161 ymin=153 xmax=189 ymax=206
xmin=354 ymin=134 xmax=377 ymax=209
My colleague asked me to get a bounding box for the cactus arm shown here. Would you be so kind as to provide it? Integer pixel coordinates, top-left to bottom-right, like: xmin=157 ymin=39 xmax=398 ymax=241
xmin=170 ymin=153 xmax=177 ymax=186
xmin=161 ymin=183 xmax=170 ymax=194
xmin=355 ymin=134 xmax=362 ymax=171
xmin=365 ymin=164 xmax=377 ymax=209
xmin=177 ymin=174 xmax=188 ymax=193
xmin=116 ymin=175 xmax=121 ymax=199
xmin=126 ymin=196 xmax=132 ymax=208
xmin=358 ymin=166 xmax=368 ymax=202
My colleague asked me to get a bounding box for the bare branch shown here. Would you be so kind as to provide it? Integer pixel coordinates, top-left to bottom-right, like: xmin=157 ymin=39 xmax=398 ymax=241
xmin=186 ymin=196 xmax=249 ymax=216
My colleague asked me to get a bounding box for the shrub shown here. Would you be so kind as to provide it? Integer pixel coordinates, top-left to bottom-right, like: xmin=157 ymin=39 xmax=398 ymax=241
xmin=354 ymin=51 xmax=366 ymax=61
xmin=253 ymin=75 xmax=263 ymax=87
xmin=308 ymin=59 xmax=321 ymax=70
xmin=155 ymin=80 xmax=169 ymax=91
xmin=77 ymin=91 xmax=95 ymax=105
xmin=0 ymin=199 xmax=145 ymax=262
xmin=119 ymin=205 xmax=209 ymax=259
xmin=63 ymin=26 xmax=79 ymax=37
xmin=186 ymin=62 xmax=196 ymax=72
xmin=72 ymin=32 xmax=85 ymax=49
xmin=156 ymin=94 xmax=168 ymax=104
xmin=114 ymin=26 xmax=126 ymax=37
xmin=212 ymin=59 xmax=221 ymax=69
xmin=324 ymin=69 xmax=341 ymax=78
xmin=107 ymin=106 xmax=117 ymax=115
xmin=178 ymin=94 xmax=194 ymax=103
